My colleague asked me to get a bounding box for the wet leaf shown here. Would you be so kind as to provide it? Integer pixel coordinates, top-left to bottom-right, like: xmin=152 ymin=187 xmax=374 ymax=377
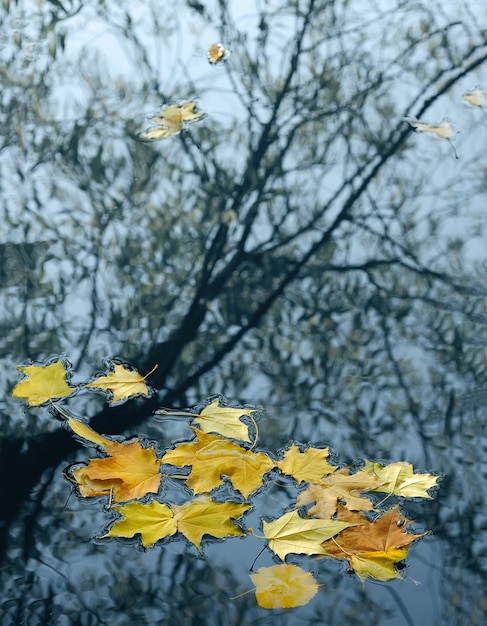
xmin=363 ymin=460 xmax=439 ymax=498
xmin=263 ymin=510 xmax=353 ymax=560
xmin=71 ymin=439 xmax=162 ymax=503
xmin=321 ymin=505 xmax=424 ymax=580
xmin=104 ymin=494 xmax=250 ymax=549
xmin=277 ymin=444 xmax=337 ymax=483
xmin=12 ymin=360 xmax=76 ymax=406
xmin=193 ymin=399 xmax=254 ymax=442
xmin=250 ymin=564 xmax=319 ymax=609
xmin=296 ymin=469 xmax=382 ymax=518
xmin=85 ymin=362 xmax=153 ymax=405
xmin=141 ymin=102 xmax=205 ymax=140
xmin=161 ymin=428 xmax=274 ymax=498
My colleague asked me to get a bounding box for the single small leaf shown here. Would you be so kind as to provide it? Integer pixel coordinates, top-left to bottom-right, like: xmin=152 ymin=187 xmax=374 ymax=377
xmin=85 ymin=362 xmax=152 ymax=405
xmin=193 ymin=399 xmax=253 ymax=442
xmin=404 ymin=116 xmax=455 ymax=139
xmin=104 ymin=500 xmax=177 ymax=548
xmin=277 ymin=444 xmax=337 ymax=483
xmin=72 ymin=439 xmax=162 ymax=502
xmin=363 ymin=460 xmax=439 ymax=498
xmin=350 ymin=548 xmax=409 ymax=581
xmin=462 ymin=86 xmax=485 ymax=108
xmin=12 ymin=360 xmax=76 ymax=406
xmin=263 ymin=510 xmax=353 ymax=561
xmin=296 ymin=469 xmax=382 ymax=518
xmin=161 ymin=428 xmax=274 ymax=498
xmin=250 ymin=564 xmax=319 ymax=609
xmin=172 ymin=494 xmax=251 ymax=548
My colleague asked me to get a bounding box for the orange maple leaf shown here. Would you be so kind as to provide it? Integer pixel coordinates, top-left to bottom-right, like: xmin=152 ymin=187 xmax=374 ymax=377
xmin=161 ymin=428 xmax=274 ymax=498
xmin=71 ymin=439 xmax=162 ymax=503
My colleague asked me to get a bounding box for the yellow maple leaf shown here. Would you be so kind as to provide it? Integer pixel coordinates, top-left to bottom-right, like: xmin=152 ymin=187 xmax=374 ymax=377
xmin=103 ymin=500 xmax=177 ymax=547
xmin=296 ymin=469 xmax=382 ymax=518
xmin=85 ymin=362 xmax=154 ymax=405
xmin=12 ymin=360 xmax=77 ymax=407
xmin=161 ymin=428 xmax=274 ymax=498
xmin=71 ymin=439 xmax=162 ymax=503
xmin=104 ymin=494 xmax=250 ymax=549
xmin=141 ymin=102 xmax=205 ymax=141
xmin=350 ymin=548 xmax=409 ymax=581
xmin=277 ymin=444 xmax=337 ymax=483
xmin=157 ymin=398 xmax=255 ymax=442
xmin=362 ymin=460 xmax=439 ymax=499
xmin=67 ymin=418 xmax=114 ymax=448
xmin=262 ymin=510 xmax=353 ymax=561
xmin=250 ymin=564 xmax=319 ymax=609
xmin=172 ymin=495 xmax=251 ymax=549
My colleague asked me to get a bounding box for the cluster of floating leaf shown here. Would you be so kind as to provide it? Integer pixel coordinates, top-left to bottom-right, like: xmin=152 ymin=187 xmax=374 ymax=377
xmin=12 ymin=358 xmax=439 ymax=610
xmin=140 ymin=42 xmax=229 ymax=141
xmin=403 ymin=86 xmax=486 ymax=159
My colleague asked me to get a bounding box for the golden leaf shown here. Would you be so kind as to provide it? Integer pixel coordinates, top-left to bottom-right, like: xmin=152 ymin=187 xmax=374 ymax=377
xmin=85 ymin=362 xmax=153 ymax=405
xmin=104 ymin=494 xmax=250 ymax=549
xmin=67 ymin=418 xmax=114 ymax=448
xmin=193 ymin=399 xmax=254 ymax=442
xmin=262 ymin=510 xmax=353 ymax=561
xmin=172 ymin=494 xmax=251 ymax=548
xmin=462 ymin=86 xmax=485 ymax=108
xmin=250 ymin=564 xmax=319 ymax=609
xmin=104 ymin=500 xmax=177 ymax=548
xmin=277 ymin=444 xmax=337 ymax=483
xmin=362 ymin=460 xmax=439 ymax=498
xmin=71 ymin=439 xmax=162 ymax=503
xmin=12 ymin=360 xmax=76 ymax=407
xmin=296 ymin=469 xmax=381 ymax=518
xmin=161 ymin=428 xmax=274 ymax=498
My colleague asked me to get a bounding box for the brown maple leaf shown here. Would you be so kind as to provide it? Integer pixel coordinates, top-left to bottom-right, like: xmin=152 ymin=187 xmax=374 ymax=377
xmin=321 ymin=505 xmax=425 ymax=580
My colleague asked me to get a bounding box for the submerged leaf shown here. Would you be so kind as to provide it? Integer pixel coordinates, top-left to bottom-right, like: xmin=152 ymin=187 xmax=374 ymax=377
xmin=12 ymin=360 xmax=76 ymax=406
xmin=250 ymin=564 xmax=319 ymax=609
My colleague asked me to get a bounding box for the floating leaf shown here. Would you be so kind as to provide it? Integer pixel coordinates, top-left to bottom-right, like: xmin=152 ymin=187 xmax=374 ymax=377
xmin=207 ymin=42 xmax=230 ymax=65
xmin=263 ymin=510 xmax=353 ymax=561
xmin=277 ymin=444 xmax=337 ymax=483
xmin=321 ymin=505 xmax=424 ymax=580
xmin=103 ymin=500 xmax=177 ymax=547
xmin=67 ymin=418 xmax=114 ymax=448
xmin=141 ymin=102 xmax=205 ymax=140
xmin=194 ymin=399 xmax=255 ymax=442
xmin=161 ymin=428 xmax=274 ymax=498
xmin=250 ymin=564 xmax=319 ymax=609
xmin=462 ymin=86 xmax=486 ymax=108
xmin=403 ymin=116 xmax=458 ymax=158
xmin=85 ymin=362 xmax=154 ymax=405
xmin=362 ymin=460 xmax=439 ymax=498
xmin=296 ymin=469 xmax=382 ymax=518
xmin=104 ymin=494 xmax=250 ymax=549
xmin=71 ymin=439 xmax=162 ymax=503
xmin=12 ymin=360 xmax=76 ymax=406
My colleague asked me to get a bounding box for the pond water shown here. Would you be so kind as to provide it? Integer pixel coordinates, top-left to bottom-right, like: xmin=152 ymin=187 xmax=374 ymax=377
xmin=1 ymin=1 xmax=487 ymax=625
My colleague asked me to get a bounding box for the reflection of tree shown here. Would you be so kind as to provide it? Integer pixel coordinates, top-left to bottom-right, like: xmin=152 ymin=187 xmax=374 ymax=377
xmin=1 ymin=0 xmax=487 ymax=623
